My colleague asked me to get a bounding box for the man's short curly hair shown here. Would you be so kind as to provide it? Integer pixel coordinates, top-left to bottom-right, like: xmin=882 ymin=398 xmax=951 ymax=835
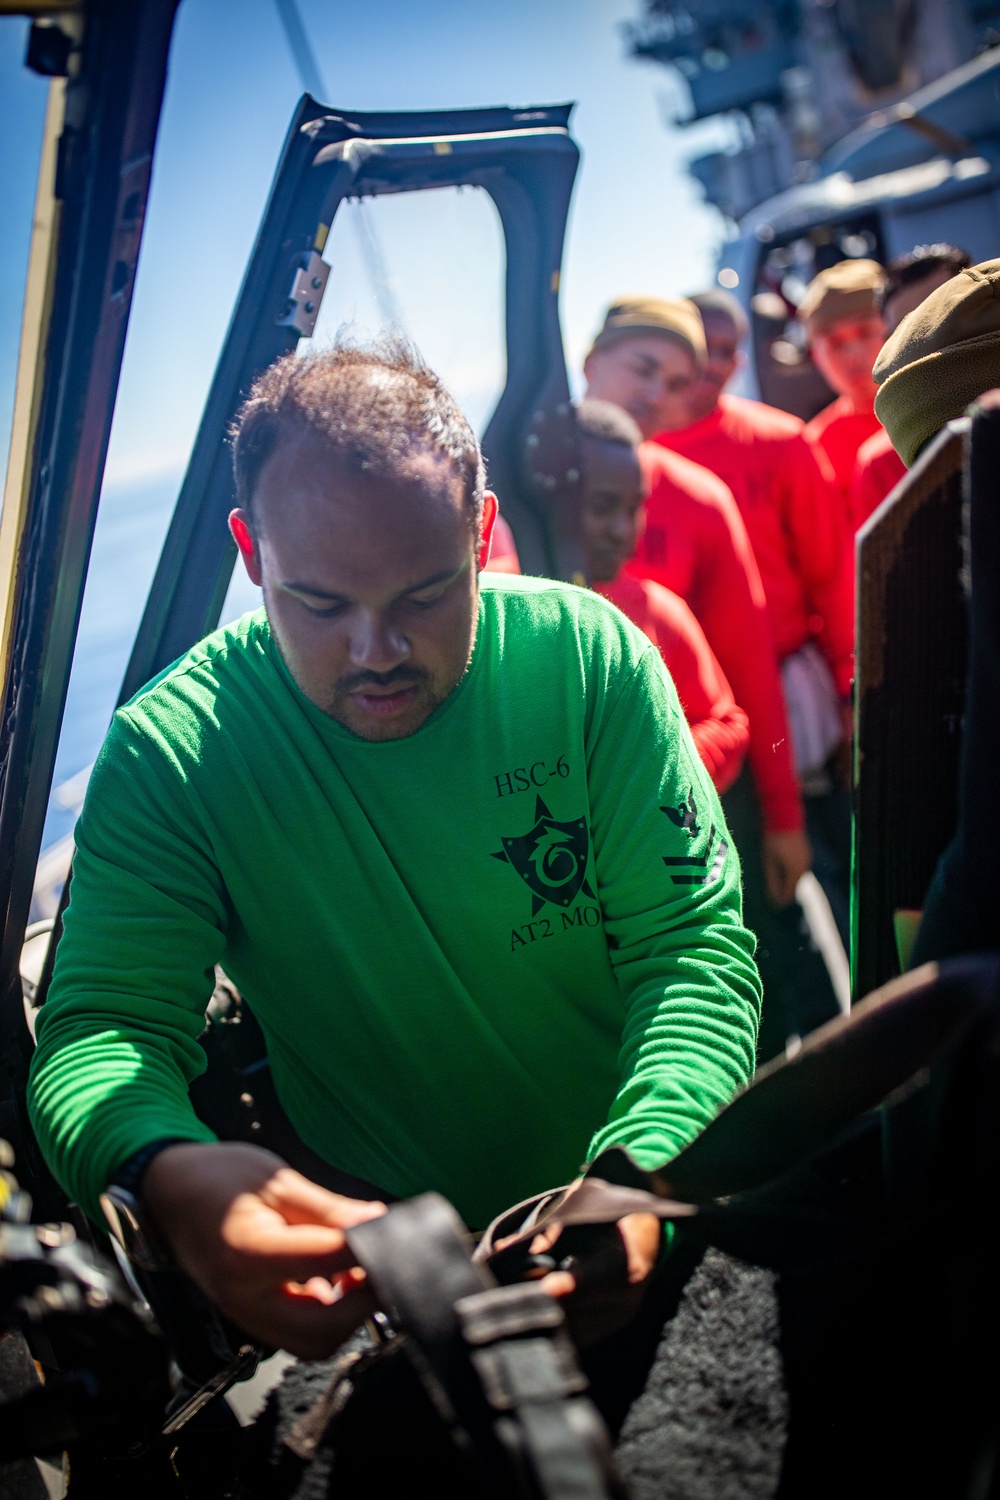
xmin=574 ymin=398 xmax=643 ymax=450
xmin=880 ymin=243 xmax=972 ymax=307
xmin=230 ymin=336 xmax=486 ymax=537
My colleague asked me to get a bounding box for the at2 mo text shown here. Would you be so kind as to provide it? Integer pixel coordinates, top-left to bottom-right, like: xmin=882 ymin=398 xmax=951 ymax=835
xmin=510 ymin=906 xmax=601 ymax=950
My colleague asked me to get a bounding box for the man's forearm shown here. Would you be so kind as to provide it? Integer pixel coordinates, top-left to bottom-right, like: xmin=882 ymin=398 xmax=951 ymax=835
xmin=28 ymin=1020 xmax=216 ymax=1223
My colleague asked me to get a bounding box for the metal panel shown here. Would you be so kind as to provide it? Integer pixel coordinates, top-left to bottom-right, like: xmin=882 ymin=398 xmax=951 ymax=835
xmin=852 ymin=420 xmax=968 ymax=999
xmin=882 ymin=186 xmax=1000 ymax=263
xmin=0 ymin=0 xmax=179 ymax=1199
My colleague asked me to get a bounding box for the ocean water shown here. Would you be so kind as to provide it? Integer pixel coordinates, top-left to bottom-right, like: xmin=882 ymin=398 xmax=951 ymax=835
xmin=42 ymin=475 xmax=260 ymax=850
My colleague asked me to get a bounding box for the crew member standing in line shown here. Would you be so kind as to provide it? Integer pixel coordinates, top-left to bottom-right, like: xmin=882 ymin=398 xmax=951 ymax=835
xmin=852 ymin=245 xmax=971 ymax=527
xmin=799 ymin=260 xmax=888 ymax=520
xmin=576 ymin=398 xmax=749 ymax=794
xmin=582 ymin=298 xmax=820 ymax=1055
xmin=653 ymin=289 xmax=853 ymax=953
xmin=482 ymin=401 xmax=748 ymax=793
xmin=851 ymin=426 xmax=906 ymax=530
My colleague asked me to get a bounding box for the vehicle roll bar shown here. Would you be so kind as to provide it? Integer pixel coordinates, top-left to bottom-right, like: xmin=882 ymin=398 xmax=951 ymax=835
xmin=119 ymin=99 xmax=583 ymax=705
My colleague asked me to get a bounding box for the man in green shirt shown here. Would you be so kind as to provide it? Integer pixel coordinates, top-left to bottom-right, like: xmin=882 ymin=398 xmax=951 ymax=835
xmin=28 ymin=341 xmax=760 ymax=1361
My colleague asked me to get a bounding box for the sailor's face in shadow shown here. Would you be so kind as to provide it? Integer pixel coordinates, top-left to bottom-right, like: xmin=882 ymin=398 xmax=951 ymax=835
xmin=231 ymin=434 xmax=495 ymax=741
xmin=583 ymin=333 xmax=696 ymax=439
xmin=687 ymin=308 xmax=741 ymax=423
xmin=579 ymin=435 xmax=645 ymax=583
xmin=809 ymin=314 xmax=886 ymax=408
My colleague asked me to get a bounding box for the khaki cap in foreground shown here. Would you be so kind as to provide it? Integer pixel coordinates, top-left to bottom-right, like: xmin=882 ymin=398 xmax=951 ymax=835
xmin=874 ymin=258 xmax=1000 ymax=466
xmin=798 ymin=258 xmax=886 ymax=335
xmin=589 ymin=296 xmax=706 ymax=362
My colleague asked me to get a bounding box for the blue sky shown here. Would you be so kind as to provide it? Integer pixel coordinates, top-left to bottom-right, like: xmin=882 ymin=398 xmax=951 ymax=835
xmin=2 ymin=1 xmax=733 ymax=837
xmin=1 ymin=0 xmax=729 ymax=493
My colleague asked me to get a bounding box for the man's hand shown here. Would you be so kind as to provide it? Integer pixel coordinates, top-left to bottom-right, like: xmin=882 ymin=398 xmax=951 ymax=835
xmin=762 ymin=828 xmax=811 ymax=908
xmin=142 ymin=1142 xmax=386 ymax=1359
xmin=528 ymin=1210 xmax=662 ymax=1349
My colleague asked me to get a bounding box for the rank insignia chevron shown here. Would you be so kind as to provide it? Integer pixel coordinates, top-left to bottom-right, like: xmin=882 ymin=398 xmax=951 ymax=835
xmin=661 ymin=816 xmax=728 ymax=885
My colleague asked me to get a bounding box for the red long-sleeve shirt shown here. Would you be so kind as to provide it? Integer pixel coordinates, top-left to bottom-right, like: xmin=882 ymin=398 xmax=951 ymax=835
xmin=655 ymin=393 xmax=854 ymax=700
xmin=852 ymin=426 xmax=907 ymax=529
xmin=596 ymin=573 xmax=749 ymax=794
xmin=628 ymin=443 xmax=802 ymax=833
xmin=804 ymin=395 xmax=882 ymax=520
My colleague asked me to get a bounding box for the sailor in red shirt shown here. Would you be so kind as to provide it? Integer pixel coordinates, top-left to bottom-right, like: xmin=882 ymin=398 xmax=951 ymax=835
xmin=582 ymin=296 xmax=807 ymax=908
xmin=575 ymin=399 xmax=748 ymax=793
xmin=799 ymin=259 xmax=889 ymax=517
xmin=655 ymin=289 xmax=853 ymax=951
xmin=656 ymin=289 xmax=854 ymax=707
xmin=583 ymin=296 xmax=839 ymax=1054
xmin=485 ymin=414 xmax=747 ymax=792
xmin=852 ymin=427 xmax=906 ymax=529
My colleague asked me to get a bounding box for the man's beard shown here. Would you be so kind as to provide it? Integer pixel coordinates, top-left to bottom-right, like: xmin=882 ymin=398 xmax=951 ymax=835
xmin=326 ymin=663 xmax=435 ymax=738
xmin=267 ymin=605 xmax=479 ymax=740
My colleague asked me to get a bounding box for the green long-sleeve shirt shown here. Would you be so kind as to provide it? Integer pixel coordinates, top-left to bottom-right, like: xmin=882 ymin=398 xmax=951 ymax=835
xmin=29 ymin=576 xmax=760 ymax=1228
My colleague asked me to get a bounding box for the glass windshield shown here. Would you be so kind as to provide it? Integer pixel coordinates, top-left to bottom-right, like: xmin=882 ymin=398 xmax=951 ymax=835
xmin=218 ymin=182 xmax=506 ymax=627
xmin=311 ymin=185 xmax=506 ymax=434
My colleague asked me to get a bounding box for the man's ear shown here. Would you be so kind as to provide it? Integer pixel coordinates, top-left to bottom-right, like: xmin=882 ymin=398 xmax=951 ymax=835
xmin=477 ymin=491 xmax=499 ymax=571
xmin=229 ymin=509 xmax=263 ymax=587
xmin=582 ymin=350 xmax=596 ymax=391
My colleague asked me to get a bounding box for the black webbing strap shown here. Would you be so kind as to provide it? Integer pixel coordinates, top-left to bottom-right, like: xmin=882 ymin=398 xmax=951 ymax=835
xmin=476 ymin=1174 xmax=691 ymax=1268
xmin=345 ymin=1193 xmax=619 ymax=1500
xmin=455 ymin=1284 xmax=619 ymax=1500
xmin=475 ymin=958 xmax=1000 ymax=1283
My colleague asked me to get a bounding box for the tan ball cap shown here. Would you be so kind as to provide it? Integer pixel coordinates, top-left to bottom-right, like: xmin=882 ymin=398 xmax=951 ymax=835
xmin=874 ymin=258 xmax=1000 ymax=466
xmin=798 ymin=259 xmax=886 ymax=335
xmin=589 ymin=296 xmax=706 ymax=362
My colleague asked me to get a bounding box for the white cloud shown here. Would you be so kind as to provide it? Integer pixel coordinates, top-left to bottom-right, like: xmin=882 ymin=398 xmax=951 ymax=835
xmin=101 ymin=448 xmax=186 ymax=491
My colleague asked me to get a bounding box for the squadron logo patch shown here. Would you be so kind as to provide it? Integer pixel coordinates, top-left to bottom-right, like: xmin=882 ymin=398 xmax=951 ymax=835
xmin=492 ymin=795 xmax=595 ymax=916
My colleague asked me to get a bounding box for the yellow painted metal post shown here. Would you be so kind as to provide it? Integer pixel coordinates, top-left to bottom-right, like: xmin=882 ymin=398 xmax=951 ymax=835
xmin=0 ymin=77 xmax=66 ymax=691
